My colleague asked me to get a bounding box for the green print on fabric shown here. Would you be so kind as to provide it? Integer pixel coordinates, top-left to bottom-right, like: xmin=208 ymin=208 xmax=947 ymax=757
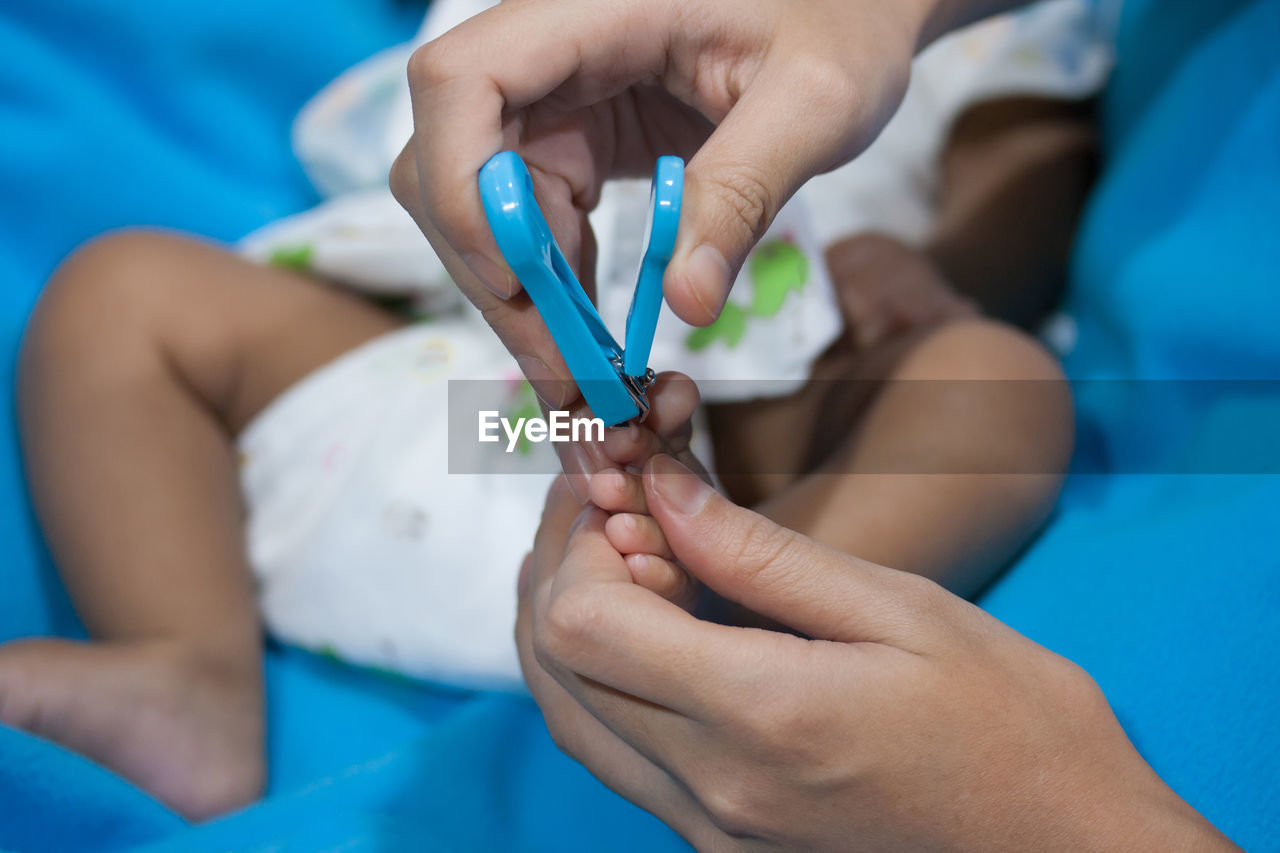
xmin=267 ymin=243 xmax=315 ymax=272
xmin=313 ymin=643 xmax=418 ymax=685
xmin=686 ymin=302 xmax=747 ymax=350
xmin=749 ymin=239 xmax=808 ymax=317
xmin=684 ymin=238 xmax=808 ymax=351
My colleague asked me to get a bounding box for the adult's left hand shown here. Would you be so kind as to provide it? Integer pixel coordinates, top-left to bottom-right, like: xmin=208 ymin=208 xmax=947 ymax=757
xmin=516 ymin=458 xmax=1236 ymax=851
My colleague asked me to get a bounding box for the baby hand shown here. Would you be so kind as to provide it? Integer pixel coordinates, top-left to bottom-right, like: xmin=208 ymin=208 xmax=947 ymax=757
xmin=587 ymin=372 xmax=708 ymax=611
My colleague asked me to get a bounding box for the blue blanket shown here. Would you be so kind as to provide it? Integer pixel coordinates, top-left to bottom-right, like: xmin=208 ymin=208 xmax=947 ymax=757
xmin=1 ymin=0 xmax=1276 ymax=850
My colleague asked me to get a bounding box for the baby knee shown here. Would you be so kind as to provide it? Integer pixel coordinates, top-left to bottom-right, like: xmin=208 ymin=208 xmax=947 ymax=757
xmin=902 ymin=318 xmax=1065 ymax=383
xmin=20 ymin=230 xmax=193 ymax=390
xmin=40 ymin=230 xmax=193 ymax=320
xmin=904 ymin=318 xmax=1074 ymax=466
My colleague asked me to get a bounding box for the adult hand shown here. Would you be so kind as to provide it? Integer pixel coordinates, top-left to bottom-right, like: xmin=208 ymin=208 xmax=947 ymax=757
xmin=391 ymin=0 xmax=946 ymax=408
xmin=516 ymin=456 xmax=1236 ymax=851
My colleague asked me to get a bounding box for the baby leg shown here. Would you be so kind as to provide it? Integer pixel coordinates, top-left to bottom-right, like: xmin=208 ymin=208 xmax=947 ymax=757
xmin=0 ymin=231 xmax=400 ymax=818
xmin=757 ymin=317 xmax=1072 ymax=598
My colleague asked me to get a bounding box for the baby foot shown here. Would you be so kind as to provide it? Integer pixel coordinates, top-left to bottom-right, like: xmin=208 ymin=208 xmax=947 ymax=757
xmin=825 ymin=233 xmax=977 ymax=350
xmin=0 ymin=638 xmax=264 ymax=820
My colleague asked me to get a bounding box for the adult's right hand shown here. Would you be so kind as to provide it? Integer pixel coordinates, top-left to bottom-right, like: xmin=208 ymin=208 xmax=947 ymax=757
xmin=516 ymin=456 xmax=1238 ymax=852
xmin=390 ymin=0 xmax=967 ymax=408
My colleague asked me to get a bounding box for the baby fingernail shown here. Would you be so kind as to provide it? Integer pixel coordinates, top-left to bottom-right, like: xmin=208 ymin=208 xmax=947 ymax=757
xmin=517 ymin=355 xmax=573 ymax=409
xmin=647 ymin=454 xmax=712 ymax=515
xmin=625 ymin=553 xmax=649 ymax=579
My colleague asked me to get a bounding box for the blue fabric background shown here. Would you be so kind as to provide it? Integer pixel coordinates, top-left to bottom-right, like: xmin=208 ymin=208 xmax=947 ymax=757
xmin=982 ymin=1 xmax=1280 ymax=847
xmin=0 ymin=0 xmax=1275 ymax=849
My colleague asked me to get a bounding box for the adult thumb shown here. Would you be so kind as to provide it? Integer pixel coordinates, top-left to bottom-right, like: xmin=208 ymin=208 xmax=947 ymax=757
xmin=662 ymin=56 xmax=885 ymax=327
xmin=642 ymin=454 xmax=939 ymax=647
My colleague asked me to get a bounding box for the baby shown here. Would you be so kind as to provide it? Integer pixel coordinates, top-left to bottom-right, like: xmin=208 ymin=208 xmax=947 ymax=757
xmin=0 ymin=0 xmax=1108 ymax=821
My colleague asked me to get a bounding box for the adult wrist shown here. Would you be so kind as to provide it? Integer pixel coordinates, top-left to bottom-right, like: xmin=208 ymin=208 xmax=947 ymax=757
xmin=1059 ymin=761 xmax=1239 ymax=852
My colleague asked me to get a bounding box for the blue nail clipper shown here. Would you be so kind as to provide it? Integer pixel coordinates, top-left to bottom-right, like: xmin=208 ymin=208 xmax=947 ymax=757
xmin=479 ymin=151 xmax=683 ymax=426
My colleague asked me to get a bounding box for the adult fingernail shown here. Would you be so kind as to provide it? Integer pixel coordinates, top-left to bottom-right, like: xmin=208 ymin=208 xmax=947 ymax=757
xmin=557 ymin=442 xmax=594 ymax=504
xmin=517 ymin=355 xmax=573 ymax=409
xmin=466 ymin=252 xmax=520 ymax=298
xmin=683 ymin=244 xmax=730 ymax=323
xmin=646 ymin=454 xmax=712 ymax=515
